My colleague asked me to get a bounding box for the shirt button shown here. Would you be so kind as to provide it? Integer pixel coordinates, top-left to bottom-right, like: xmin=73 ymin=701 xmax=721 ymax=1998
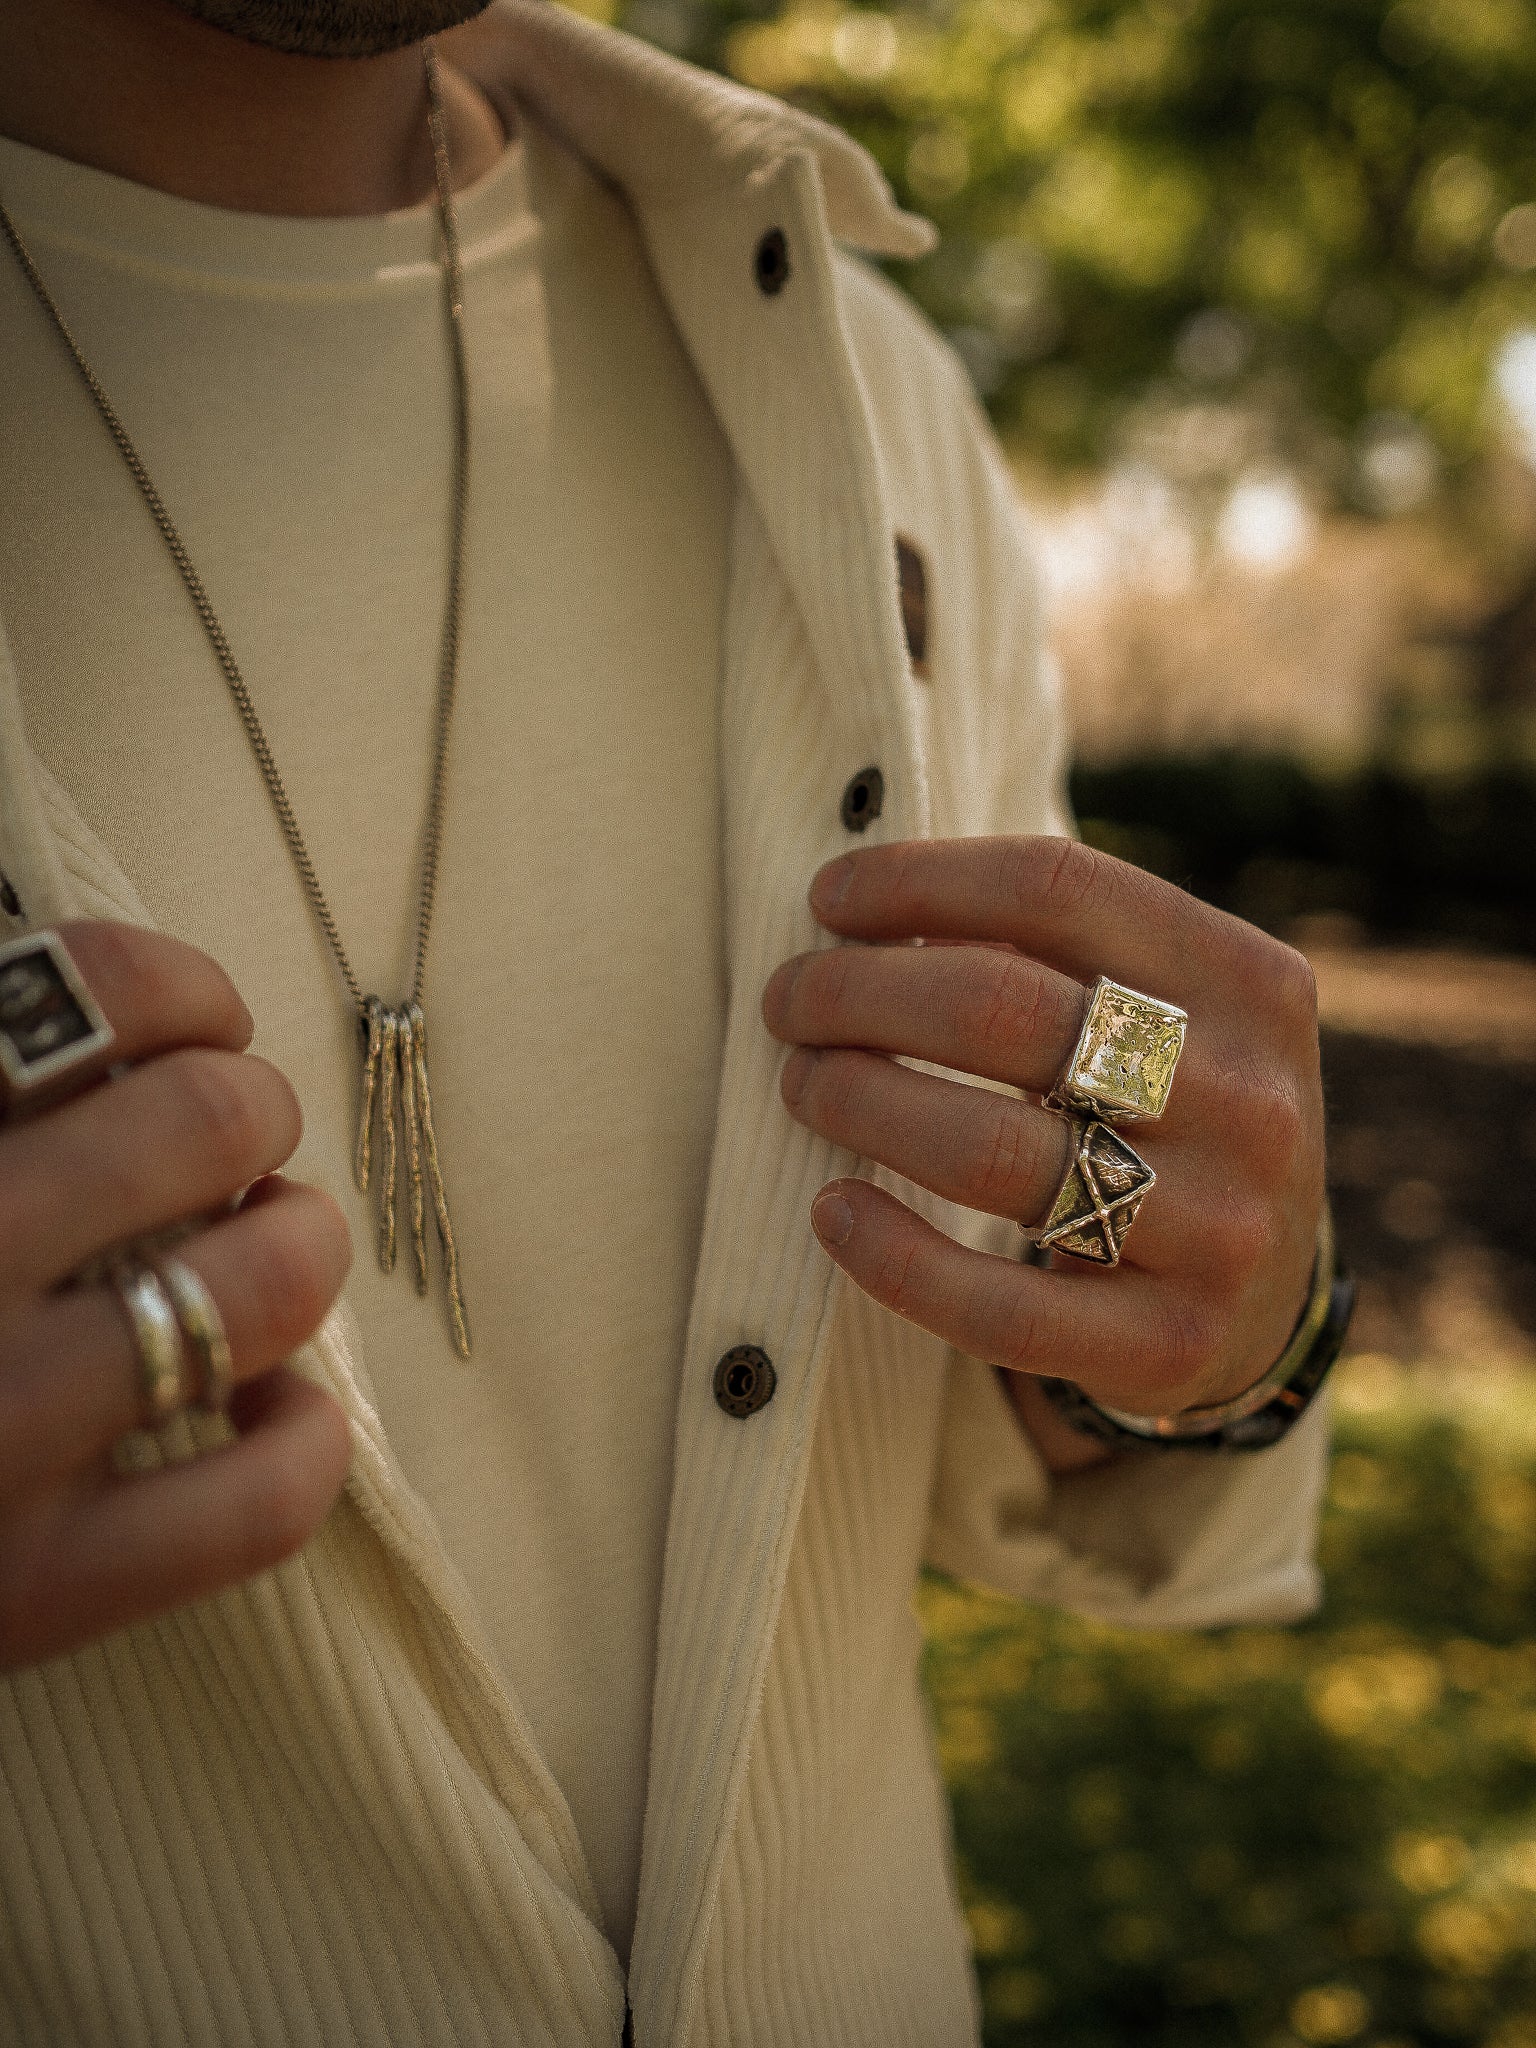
xmin=754 ymin=227 xmax=791 ymax=296
xmin=840 ymin=765 xmax=884 ymax=833
xmin=713 ymin=1345 xmax=777 ymax=1418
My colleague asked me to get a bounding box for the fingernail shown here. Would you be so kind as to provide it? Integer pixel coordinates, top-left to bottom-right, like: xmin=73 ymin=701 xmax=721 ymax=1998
xmin=810 ymin=857 xmax=855 ymax=916
xmin=781 ymin=1045 xmax=819 ymax=1107
xmin=811 ymin=1192 xmax=854 ymax=1247
xmin=762 ymin=955 xmax=805 ymax=1029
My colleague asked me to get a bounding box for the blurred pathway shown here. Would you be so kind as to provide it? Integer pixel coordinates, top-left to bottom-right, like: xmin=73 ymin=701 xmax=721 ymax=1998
xmin=1308 ymin=944 xmax=1536 ymax=1060
xmin=1304 ymin=941 xmax=1536 ymax=1372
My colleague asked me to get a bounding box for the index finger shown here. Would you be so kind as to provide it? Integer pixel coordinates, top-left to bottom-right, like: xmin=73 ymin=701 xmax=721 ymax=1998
xmin=4 ymin=923 xmax=254 ymax=1108
xmin=809 ymin=837 xmax=1259 ymax=1008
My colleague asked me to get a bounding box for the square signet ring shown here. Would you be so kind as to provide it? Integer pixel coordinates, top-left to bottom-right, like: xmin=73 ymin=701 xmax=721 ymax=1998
xmin=1050 ymin=975 xmax=1188 ymax=1126
xmin=0 ymin=929 xmax=115 ymax=1101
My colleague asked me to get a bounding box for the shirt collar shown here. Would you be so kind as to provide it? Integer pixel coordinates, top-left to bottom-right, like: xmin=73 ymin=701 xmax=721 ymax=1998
xmin=444 ymin=0 xmax=936 ymax=260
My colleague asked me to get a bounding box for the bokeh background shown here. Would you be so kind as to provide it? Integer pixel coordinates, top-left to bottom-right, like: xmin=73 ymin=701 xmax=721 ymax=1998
xmin=588 ymin=0 xmax=1536 ymax=2038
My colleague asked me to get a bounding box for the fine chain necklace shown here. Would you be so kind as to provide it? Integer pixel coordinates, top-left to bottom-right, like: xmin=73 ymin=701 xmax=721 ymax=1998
xmin=0 ymin=39 xmax=474 ymax=1356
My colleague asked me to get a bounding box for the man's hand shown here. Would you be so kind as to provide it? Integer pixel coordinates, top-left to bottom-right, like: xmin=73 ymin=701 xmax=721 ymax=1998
xmin=761 ymin=837 xmax=1324 ymax=1424
xmin=0 ymin=922 xmax=353 ymax=1673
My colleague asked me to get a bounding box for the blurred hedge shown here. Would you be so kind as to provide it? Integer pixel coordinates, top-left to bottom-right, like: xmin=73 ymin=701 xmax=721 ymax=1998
xmin=921 ymin=1371 xmax=1536 ymax=2048
xmin=1071 ymin=754 xmax=1536 ymax=952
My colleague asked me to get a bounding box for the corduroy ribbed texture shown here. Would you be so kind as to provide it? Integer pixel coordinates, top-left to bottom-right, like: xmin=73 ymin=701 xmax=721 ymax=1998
xmin=0 ymin=13 xmax=1328 ymax=2043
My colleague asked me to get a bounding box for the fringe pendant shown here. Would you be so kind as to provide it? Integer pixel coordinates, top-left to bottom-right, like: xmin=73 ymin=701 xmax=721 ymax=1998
xmin=355 ymin=996 xmax=471 ymax=1357
xmin=396 ymin=1009 xmax=430 ymax=1296
xmin=376 ymin=1008 xmax=400 ymax=1274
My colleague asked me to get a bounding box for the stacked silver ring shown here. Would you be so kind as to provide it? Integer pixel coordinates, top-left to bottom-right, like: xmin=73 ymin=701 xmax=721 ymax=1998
xmin=0 ymin=929 xmax=235 ymax=1428
xmin=112 ymin=1253 xmax=234 ymax=1425
xmin=1033 ymin=975 xmax=1188 ymax=1269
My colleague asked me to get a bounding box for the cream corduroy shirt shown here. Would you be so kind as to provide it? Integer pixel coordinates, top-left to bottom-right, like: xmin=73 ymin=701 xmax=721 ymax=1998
xmin=0 ymin=8 xmax=1331 ymax=2044
xmin=0 ymin=105 xmax=732 ymax=1971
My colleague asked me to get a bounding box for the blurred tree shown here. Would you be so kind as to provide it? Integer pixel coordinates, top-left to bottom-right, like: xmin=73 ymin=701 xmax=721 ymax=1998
xmin=590 ymin=0 xmax=1536 ymax=503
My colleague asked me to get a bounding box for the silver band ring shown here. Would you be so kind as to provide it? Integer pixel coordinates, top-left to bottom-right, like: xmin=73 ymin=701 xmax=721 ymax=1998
xmin=111 ymin=1262 xmax=187 ymax=1425
xmin=151 ymin=1255 xmax=233 ymax=1413
xmin=0 ymin=929 xmax=115 ymax=1106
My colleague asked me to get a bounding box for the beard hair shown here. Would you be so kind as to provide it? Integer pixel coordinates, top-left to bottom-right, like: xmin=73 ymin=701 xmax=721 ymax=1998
xmin=166 ymin=0 xmax=495 ymax=58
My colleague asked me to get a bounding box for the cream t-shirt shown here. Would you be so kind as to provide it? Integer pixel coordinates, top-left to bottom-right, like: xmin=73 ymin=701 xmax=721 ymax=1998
xmin=0 ymin=108 xmax=731 ymax=1965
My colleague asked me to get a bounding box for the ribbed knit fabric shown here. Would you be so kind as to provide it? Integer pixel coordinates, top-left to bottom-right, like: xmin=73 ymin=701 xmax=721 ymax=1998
xmin=0 ymin=109 xmax=737 ymax=1969
xmin=0 ymin=9 xmax=1328 ymax=2043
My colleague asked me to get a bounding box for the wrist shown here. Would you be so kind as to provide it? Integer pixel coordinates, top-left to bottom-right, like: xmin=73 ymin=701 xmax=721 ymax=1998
xmin=1039 ymin=1203 xmax=1351 ymax=1454
xmin=1004 ymin=1369 xmax=1117 ymax=1473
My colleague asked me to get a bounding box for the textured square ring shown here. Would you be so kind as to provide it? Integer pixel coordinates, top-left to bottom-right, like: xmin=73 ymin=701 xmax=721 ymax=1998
xmin=0 ymin=929 xmax=115 ymax=1100
xmin=1050 ymin=975 xmax=1188 ymax=1126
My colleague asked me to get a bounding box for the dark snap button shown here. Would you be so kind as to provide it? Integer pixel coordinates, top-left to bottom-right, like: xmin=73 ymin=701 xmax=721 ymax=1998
xmin=754 ymin=227 xmax=791 ymax=296
xmin=840 ymin=765 xmax=884 ymax=833
xmin=713 ymin=1344 xmax=777 ymax=1418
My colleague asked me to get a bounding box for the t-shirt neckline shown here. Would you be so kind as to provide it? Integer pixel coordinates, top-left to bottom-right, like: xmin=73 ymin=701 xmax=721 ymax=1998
xmin=0 ymin=120 xmax=532 ymax=293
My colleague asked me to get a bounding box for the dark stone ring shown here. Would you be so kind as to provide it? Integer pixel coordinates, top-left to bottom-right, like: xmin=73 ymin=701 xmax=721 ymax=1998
xmin=0 ymin=929 xmax=116 ymax=1107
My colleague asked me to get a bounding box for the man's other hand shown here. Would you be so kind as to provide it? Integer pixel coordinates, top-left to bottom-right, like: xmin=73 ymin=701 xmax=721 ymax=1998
xmin=0 ymin=923 xmax=352 ymax=1673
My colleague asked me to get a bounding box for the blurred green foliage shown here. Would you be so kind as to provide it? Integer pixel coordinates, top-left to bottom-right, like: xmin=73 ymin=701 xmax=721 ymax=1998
xmin=919 ymin=1372 xmax=1536 ymax=2047
xmin=602 ymin=0 xmax=1536 ymax=490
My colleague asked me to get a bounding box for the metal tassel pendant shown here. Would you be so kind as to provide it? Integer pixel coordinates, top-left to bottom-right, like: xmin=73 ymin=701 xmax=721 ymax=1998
xmin=376 ymin=1008 xmax=400 ymax=1273
xmin=354 ymin=999 xmax=383 ymax=1193
xmin=396 ymin=1008 xmax=429 ymax=1297
xmin=354 ymin=996 xmax=472 ymax=1358
xmin=406 ymin=1002 xmax=471 ymax=1358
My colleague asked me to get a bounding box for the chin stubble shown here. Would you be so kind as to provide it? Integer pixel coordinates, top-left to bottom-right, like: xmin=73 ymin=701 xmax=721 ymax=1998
xmin=165 ymin=0 xmax=495 ymax=59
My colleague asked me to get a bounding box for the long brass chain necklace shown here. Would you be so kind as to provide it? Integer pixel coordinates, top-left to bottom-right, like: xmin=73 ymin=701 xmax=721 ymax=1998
xmin=0 ymin=39 xmax=474 ymax=1355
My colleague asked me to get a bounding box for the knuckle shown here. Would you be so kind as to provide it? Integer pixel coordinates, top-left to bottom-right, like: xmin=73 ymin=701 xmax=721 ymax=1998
xmin=1009 ymin=836 xmax=1114 ymax=921
xmin=958 ymin=954 xmax=1047 ymax=1065
xmin=169 ymin=1051 xmax=263 ymax=1168
xmin=172 ymin=1052 xmax=296 ymax=1176
xmin=1237 ymin=1076 xmax=1307 ymax=1184
xmin=1204 ymin=1046 xmax=1304 ymax=1167
xmin=872 ymin=1232 xmax=927 ymax=1321
xmin=249 ymin=1220 xmax=342 ymax=1354
xmin=882 ymin=839 xmax=929 ymax=911
xmin=1259 ymin=934 xmax=1319 ymax=1026
xmin=995 ymin=1296 xmax=1049 ymax=1375
xmin=970 ymin=1102 xmax=1034 ymax=1211
xmin=1227 ymin=926 xmax=1319 ymax=1037
xmin=1273 ymin=941 xmax=1319 ymax=1023
xmin=808 ymin=945 xmax=857 ymax=1032
xmin=814 ymin=1050 xmax=875 ymax=1129
xmin=71 ymin=919 xmax=147 ymax=1008
xmin=76 ymin=923 xmax=253 ymax=1049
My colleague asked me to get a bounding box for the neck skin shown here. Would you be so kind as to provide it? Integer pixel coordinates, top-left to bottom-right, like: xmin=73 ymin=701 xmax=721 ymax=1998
xmin=0 ymin=0 xmax=506 ymax=215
